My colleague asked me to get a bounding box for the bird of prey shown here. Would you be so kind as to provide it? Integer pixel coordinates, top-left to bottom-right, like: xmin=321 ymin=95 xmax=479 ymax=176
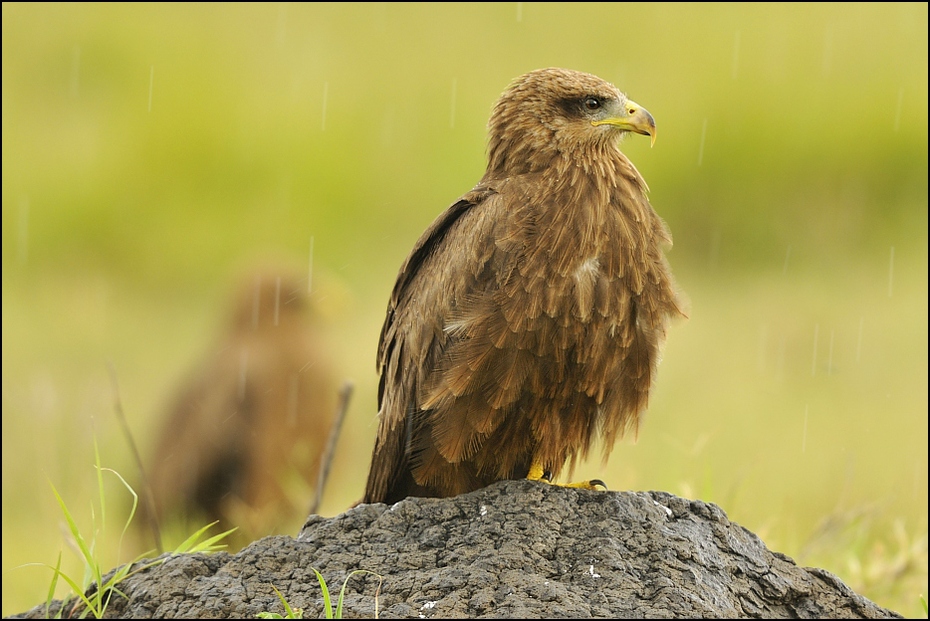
xmin=147 ymin=269 xmax=336 ymax=538
xmin=363 ymin=68 xmax=684 ymax=505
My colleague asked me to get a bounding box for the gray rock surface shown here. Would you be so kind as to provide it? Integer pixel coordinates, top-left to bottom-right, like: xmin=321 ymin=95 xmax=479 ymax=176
xmin=9 ymin=480 xmax=901 ymax=618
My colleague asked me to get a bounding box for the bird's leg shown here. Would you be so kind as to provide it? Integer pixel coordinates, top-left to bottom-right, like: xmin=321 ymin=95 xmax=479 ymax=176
xmin=526 ymin=462 xmax=552 ymax=482
xmin=527 ymin=461 xmax=608 ymax=491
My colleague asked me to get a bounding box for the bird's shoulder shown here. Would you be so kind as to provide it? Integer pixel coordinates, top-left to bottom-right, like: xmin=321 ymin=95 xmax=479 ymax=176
xmin=385 ymin=182 xmax=503 ymax=304
xmin=379 ymin=177 xmax=539 ymax=358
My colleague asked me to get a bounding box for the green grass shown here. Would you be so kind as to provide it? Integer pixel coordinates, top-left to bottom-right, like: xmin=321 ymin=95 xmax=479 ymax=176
xmin=310 ymin=569 xmax=382 ymax=620
xmin=258 ymin=584 xmax=304 ymax=620
xmin=17 ymin=440 xmax=233 ymax=619
xmin=2 ymin=3 xmax=927 ymax=618
xmin=258 ymin=570 xmax=382 ymax=619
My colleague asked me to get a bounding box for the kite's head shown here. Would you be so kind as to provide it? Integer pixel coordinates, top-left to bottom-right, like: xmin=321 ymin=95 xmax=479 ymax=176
xmin=487 ymin=67 xmax=656 ymax=176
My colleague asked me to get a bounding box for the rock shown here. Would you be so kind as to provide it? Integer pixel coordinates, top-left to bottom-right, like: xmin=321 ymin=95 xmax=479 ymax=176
xmin=8 ymin=480 xmax=901 ymax=619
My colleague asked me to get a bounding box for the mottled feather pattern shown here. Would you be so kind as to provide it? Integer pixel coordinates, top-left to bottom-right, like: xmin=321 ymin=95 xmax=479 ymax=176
xmin=364 ymin=68 xmax=684 ymax=504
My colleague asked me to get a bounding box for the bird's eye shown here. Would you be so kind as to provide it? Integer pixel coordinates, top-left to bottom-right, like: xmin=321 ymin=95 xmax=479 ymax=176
xmin=583 ymin=97 xmax=601 ymax=111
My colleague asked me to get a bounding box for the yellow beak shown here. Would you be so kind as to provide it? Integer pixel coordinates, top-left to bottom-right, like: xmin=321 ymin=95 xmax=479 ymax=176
xmin=592 ymin=99 xmax=657 ymax=147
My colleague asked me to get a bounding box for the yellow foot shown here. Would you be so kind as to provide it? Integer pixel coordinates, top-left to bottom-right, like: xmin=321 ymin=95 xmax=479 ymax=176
xmin=526 ymin=461 xmax=608 ymax=491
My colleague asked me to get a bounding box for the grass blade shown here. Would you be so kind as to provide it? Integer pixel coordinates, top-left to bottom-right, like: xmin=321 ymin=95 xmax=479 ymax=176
xmin=44 ymin=552 xmax=62 ymax=618
xmin=312 ymin=568 xmax=333 ymax=619
xmin=170 ymin=521 xmax=235 ymax=554
xmin=335 ymin=570 xmax=381 ymax=619
xmin=99 ymin=467 xmax=139 ymax=559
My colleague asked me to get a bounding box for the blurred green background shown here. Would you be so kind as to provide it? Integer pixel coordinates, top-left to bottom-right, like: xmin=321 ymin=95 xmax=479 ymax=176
xmin=2 ymin=3 xmax=927 ymax=617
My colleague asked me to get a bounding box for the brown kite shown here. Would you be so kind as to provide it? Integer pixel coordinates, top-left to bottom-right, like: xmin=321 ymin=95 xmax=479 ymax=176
xmin=148 ymin=269 xmax=336 ymax=537
xmin=363 ymin=68 xmax=684 ymax=505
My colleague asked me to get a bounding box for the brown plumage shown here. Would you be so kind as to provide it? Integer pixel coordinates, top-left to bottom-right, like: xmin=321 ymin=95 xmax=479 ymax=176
xmin=363 ymin=68 xmax=684 ymax=505
xmin=147 ymin=269 xmax=336 ymax=536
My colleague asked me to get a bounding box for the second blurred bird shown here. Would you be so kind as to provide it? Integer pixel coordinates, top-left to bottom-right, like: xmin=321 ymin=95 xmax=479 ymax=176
xmin=145 ymin=267 xmax=338 ymax=546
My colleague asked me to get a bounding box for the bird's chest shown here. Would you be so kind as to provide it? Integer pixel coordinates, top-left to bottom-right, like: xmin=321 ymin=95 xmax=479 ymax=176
xmin=487 ymin=245 xmax=635 ymax=360
xmin=458 ymin=186 xmax=661 ymax=360
xmin=494 ymin=206 xmax=639 ymax=319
